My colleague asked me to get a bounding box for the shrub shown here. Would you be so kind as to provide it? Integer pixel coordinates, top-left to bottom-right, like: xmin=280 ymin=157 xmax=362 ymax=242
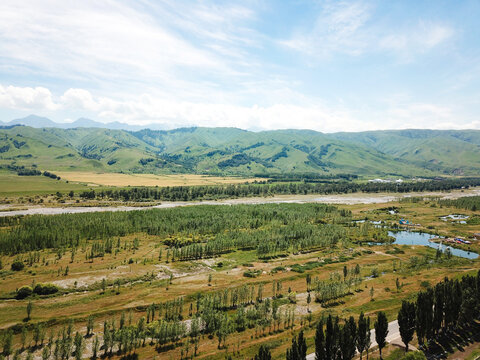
xmin=243 ymin=269 xmax=262 ymax=278
xmin=420 ymin=281 xmax=431 ymax=289
xmin=33 ymin=283 xmax=59 ymax=295
xmin=11 ymin=261 xmax=25 ymax=271
xmin=16 ymin=286 xmax=33 ymax=299
xmin=271 ymin=266 xmax=286 ymax=273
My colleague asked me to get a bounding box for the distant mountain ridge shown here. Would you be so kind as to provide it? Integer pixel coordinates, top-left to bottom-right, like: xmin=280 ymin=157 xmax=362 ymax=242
xmin=1 ymin=115 xmax=480 ymax=177
xmin=1 ymin=115 xmax=168 ymax=131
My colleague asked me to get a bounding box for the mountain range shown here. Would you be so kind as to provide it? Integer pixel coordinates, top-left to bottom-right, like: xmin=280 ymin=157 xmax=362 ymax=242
xmin=1 ymin=115 xmax=480 ymax=178
xmin=0 ymin=114 xmax=169 ymax=131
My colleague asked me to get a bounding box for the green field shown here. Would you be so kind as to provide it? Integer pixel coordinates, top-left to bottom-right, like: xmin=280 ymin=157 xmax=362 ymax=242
xmin=0 ymin=171 xmax=90 ymax=196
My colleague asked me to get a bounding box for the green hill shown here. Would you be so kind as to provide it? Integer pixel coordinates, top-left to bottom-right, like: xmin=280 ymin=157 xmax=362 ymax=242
xmin=1 ymin=125 xmax=480 ymax=177
xmin=330 ymin=129 xmax=480 ymax=175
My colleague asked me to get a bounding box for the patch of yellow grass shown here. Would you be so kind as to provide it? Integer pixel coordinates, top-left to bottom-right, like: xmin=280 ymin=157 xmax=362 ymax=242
xmin=53 ymin=171 xmax=262 ymax=187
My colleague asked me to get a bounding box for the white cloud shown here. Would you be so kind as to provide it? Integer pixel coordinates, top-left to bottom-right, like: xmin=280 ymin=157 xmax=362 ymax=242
xmin=0 ymin=0 xmax=257 ymax=98
xmin=1 ymin=83 xmax=478 ymax=132
xmin=379 ymin=22 xmax=454 ymax=60
xmin=280 ymin=1 xmax=454 ymax=61
xmin=280 ymin=1 xmax=371 ymax=58
xmin=61 ymin=89 xmax=98 ymax=111
xmin=0 ymin=84 xmax=57 ymax=110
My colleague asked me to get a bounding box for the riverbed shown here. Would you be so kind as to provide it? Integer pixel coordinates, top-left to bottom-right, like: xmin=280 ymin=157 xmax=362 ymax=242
xmin=0 ymin=188 xmax=479 ymax=217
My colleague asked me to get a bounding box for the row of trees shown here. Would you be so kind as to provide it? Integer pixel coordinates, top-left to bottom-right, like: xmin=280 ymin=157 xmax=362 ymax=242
xmin=285 ymin=311 xmax=388 ymax=360
xmin=438 ymin=195 xmax=480 ymax=211
xmin=78 ymin=177 xmax=480 ymax=202
xmin=397 ymin=271 xmax=480 ymax=351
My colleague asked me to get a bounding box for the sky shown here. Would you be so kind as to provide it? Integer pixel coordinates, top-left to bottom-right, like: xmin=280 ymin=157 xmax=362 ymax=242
xmin=0 ymin=0 xmax=479 ymax=132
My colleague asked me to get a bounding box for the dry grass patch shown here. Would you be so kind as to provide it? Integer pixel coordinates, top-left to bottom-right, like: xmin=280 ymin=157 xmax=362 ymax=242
xmin=53 ymin=171 xmax=262 ymax=187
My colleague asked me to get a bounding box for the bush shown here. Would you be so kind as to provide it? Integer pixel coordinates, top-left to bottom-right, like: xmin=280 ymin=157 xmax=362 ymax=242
xmin=271 ymin=266 xmax=286 ymax=273
xmin=11 ymin=261 xmax=25 ymax=271
xmin=420 ymin=281 xmax=431 ymax=289
xmin=34 ymin=283 xmax=59 ymax=295
xmin=243 ymin=269 xmax=262 ymax=278
xmin=242 ymin=263 xmax=254 ymax=268
xmin=16 ymin=286 xmax=33 ymax=299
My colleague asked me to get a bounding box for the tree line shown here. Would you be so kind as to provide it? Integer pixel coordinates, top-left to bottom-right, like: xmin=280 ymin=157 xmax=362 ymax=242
xmin=397 ymin=271 xmax=480 ymax=352
xmin=78 ymin=177 xmax=480 ymax=202
xmin=438 ymin=195 xmax=480 ymax=211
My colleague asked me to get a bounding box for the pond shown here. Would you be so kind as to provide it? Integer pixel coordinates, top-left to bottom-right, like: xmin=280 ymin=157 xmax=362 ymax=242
xmin=389 ymin=231 xmax=478 ymax=259
xmin=440 ymin=214 xmax=469 ymax=224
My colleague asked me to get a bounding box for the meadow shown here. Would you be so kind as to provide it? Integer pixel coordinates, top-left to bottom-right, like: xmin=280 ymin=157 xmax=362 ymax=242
xmin=52 ymin=172 xmax=261 ymax=187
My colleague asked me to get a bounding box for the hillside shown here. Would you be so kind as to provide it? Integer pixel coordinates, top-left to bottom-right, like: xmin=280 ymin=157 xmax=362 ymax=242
xmin=1 ymin=122 xmax=480 ymax=177
xmin=330 ymin=130 xmax=480 ymax=175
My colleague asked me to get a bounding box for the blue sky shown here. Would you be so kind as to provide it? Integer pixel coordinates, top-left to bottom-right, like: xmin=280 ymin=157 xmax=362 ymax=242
xmin=0 ymin=0 xmax=479 ymax=132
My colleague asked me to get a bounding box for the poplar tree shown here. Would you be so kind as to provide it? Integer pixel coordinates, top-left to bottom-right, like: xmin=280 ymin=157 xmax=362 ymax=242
xmin=356 ymin=313 xmax=368 ymax=360
xmin=398 ymin=301 xmax=416 ymax=352
xmin=254 ymin=345 xmax=272 ymax=360
xmin=374 ymin=312 xmax=388 ymax=359
xmin=315 ymin=320 xmax=325 ymax=360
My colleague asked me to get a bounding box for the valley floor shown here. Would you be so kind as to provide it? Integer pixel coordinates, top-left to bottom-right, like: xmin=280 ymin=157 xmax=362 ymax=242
xmin=1 ymin=191 xmax=480 ymax=359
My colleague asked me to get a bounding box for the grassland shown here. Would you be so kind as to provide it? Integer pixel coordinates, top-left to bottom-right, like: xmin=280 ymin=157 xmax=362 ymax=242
xmin=0 ymin=171 xmax=90 ymax=196
xmin=52 ymin=172 xmax=262 ymax=187
xmin=0 ymin=198 xmax=479 ymax=359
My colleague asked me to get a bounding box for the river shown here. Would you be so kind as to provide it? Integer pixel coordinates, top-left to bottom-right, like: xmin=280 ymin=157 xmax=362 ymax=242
xmin=0 ymin=188 xmax=479 ymax=217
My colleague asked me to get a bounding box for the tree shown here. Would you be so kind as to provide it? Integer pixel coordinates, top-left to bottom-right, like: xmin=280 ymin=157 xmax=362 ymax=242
xmin=315 ymin=320 xmax=325 ymax=360
xmin=26 ymin=301 xmax=33 ymax=321
xmin=325 ymin=315 xmax=334 ymax=360
xmin=33 ymin=323 xmax=41 ymax=347
xmin=2 ymin=331 xmax=13 ymax=358
xmin=415 ymin=290 xmax=433 ymax=347
xmin=74 ymin=332 xmax=84 ymax=360
xmin=87 ymin=315 xmax=94 ymax=337
xmin=375 ymin=312 xmax=389 ymax=359
xmin=298 ymin=331 xmax=307 ymax=359
xmin=286 ymin=330 xmax=307 ymax=360
xmin=42 ymin=346 xmax=50 ymax=360
xmin=356 ymin=312 xmax=368 ymax=360
xmin=254 ymin=345 xmax=272 ymax=360
xmin=340 ymin=318 xmax=356 ymax=360
xmin=92 ymin=336 xmax=99 ymax=359
xmin=21 ymin=325 xmax=28 ymax=350
xmin=365 ymin=317 xmax=371 ymax=360
xmin=398 ymin=301 xmax=416 ymax=352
